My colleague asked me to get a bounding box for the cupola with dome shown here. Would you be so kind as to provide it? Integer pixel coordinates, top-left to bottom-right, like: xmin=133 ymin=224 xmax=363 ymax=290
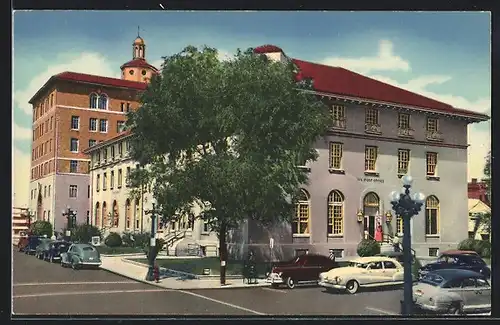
xmin=120 ymin=28 xmax=159 ymax=83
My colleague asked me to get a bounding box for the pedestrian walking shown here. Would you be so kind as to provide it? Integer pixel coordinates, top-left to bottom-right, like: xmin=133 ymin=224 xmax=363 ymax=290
xmin=153 ymin=262 xmax=160 ymax=283
xmin=374 ymin=222 xmax=383 ymax=242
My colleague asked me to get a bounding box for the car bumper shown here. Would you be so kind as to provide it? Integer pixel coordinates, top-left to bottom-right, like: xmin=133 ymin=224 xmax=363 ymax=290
xmin=80 ymin=262 xmax=102 ymax=266
xmin=266 ymin=277 xmax=284 ymax=284
xmin=318 ymin=280 xmax=345 ymax=290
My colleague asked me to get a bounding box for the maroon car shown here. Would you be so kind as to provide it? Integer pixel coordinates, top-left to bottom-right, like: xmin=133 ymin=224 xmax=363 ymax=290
xmin=266 ymin=254 xmax=338 ymax=289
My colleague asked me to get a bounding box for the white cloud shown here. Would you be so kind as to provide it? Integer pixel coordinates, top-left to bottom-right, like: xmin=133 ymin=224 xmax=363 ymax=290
xmin=321 ymin=40 xmax=411 ymax=74
xmin=13 ymin=122 xmax=31 ymax=140
xmin=14 ymin=52 xmax=121 ymax=115
xmin=12 ymin=147 xmax=30 ymax=208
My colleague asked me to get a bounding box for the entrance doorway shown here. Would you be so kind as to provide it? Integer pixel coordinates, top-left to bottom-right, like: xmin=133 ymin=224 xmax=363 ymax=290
xmin=363 ymin=192 xmax=380 ymax=239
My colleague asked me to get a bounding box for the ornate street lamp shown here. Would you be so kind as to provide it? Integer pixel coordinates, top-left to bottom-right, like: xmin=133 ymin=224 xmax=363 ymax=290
xmin=62 ymin=206 xmax=77 ymax=241
xmin=389 ymin=175 xmax=426 ymax=315
xmin=145 ymin=197 xmax=160 ymax=281
xmin=356 ymin=210 xmax=363 ymax=223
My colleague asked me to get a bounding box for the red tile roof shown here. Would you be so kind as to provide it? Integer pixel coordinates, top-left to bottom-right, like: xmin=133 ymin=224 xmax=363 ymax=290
xmin=120 ymin=58 xmax=159 ymax=71
xmin=252 ymin=45 xmax=488 ymax=120
xmin=254 ymin=45 xmax=284 ymax=54
xmin=29 ymin=72 xmax=148 ymax=104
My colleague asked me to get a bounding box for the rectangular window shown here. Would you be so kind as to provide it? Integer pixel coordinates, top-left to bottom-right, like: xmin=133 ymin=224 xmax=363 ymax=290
xmin=292 ymin=202 xmax=310 ymax=235
xmin=70 ymin=160 xmax=78 ymax=173
xmin=89 ymin=139 xmax=97 ymax=148
xmin=89 ymin=118 xmax=97 ymax=131
xmin=364 ymin=146 xmax=378 ymax=172
xmin=49 ymin=139 xmax=52 ymax=152
xmin=70 ymin=138 xmax=79 ymax=152
xmin=99 ymin=119 xmax=108 ymax=133
xmin=103 ymin=172 xmax=107 ymax=190
xmin=88 ymin=185 xmax=90 ymax=198
xmin=118 ymin=169 xmax=123 ymax=187
xmin=330 ymin=105 xmax=346 ymax=128
xmin=397 ymin=149 xmax=410 ymax=175
xmin=329 ymin=249 xmax=344 ymax=259
xmin=398 ymin=113 xmax=410 ymax=129
xmin=428 ymin=248 xmax=439 ymax=257
xmin=96 ymin=174 xmax=100 ymax=191
xmin=69 ymin=185 xmax=78 ymax=198
xmin=203 ymin=221 xmax=210 ymax=233
xmin=117 ymin=121 xmax=125 ymax=132
xmin=126 ymin=167 xmax=131 ymax=186
xmin=48 ymin=185 xmax=51 ymax=196
xmin=50 ymin=116 xmax=53 ymax=130
xmin=110 ymin=170 xmax=115 ymax=189
xmin=103 ymin=148 xmax=108 ymax=162
xmin=126 ymin=140 xmax=131 ymax=152
xmin=426 ymin=152 xmax=438 ymax=176
xmin=126 ymin=103 xmax=131 ymax=112
xmin=329 ymin=142 xmax=343 ymax=170
xmin=426 ymin=117 xmax=439 ymax=132
xmin=45 ymin=120 xmax=48 ymax=133
xmin=365 ymin=108 xmax=379 ymax=125
xmin=44 ymin=186 xmax=47 ymax=197
xmin=111 ymin=145 xmax=115 ymax=159
xmin=118 ymin=141 xmax=123 ymax=156
xmin=71 ymin=116 xmax=80 ymax=130
xmin=120 ymin=102 xmax=125 ymax=112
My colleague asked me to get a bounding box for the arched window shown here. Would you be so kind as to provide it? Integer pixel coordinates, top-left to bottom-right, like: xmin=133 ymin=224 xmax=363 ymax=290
xmin=425 ymin=196 xmax=440 ymax=235
xmin=363 ymin=192 xmax=380 ymax=207
xmin=90 ymin=93 xmax=98 ymax=109
xmin=98 ymin=94 xmax=108 ymax=110
xmin=102 ymin=201 xmax=107 ymax=227
xmin=95 ymin=202 xmax=100 ymax=227
xmin=125 ymin=199 xmax=131 ymax=229
xmin=43 ymin=210 xmax=46 ymax=221
xmin=112 ymin=200 xmax=119 ymax=227
xmin=327 ymin=190 xmax=344 ymax=235
xmin=292 ymin=189 xmax=310 ymax=235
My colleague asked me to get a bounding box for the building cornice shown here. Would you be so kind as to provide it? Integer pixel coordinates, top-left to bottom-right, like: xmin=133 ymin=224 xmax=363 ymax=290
xmin=326 ymin=129 xmax=469 ymax=149
xmin=300 ymin=89 xmax=489 ymax=123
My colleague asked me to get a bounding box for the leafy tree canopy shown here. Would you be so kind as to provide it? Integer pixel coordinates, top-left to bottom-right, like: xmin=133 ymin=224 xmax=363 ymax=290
xmin=31 ymin=220 xmax=53 ymax=238
xmin=127 ymin=45 xmax=330 ymax=235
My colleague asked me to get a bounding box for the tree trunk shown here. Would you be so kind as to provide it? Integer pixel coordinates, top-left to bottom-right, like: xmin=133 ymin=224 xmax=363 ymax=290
xmin=219 ymin=222 xmax=227 ymax=285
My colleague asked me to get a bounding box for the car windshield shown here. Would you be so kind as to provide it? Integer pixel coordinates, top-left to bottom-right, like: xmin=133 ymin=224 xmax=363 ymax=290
xmin=348 ymin=262 xmax=369 ymax=268
xmin=420 ymin=273 xmax=445 ymax=286
xmin=82 ymin=246 xmax=95 ymax=252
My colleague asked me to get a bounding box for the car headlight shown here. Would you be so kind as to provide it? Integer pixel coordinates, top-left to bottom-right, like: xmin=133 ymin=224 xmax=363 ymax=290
xmin=278 ymin=272 xmax=283 ymax=277
xmin=265 ymin=272 xmax=270 ymax=277
xmin=334 ymin=276 xmax=342 ymax=284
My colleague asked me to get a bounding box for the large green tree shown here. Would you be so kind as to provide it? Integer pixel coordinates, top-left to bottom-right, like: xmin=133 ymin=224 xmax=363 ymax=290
xmin=127 ymin=46 xmax=330 ymax=284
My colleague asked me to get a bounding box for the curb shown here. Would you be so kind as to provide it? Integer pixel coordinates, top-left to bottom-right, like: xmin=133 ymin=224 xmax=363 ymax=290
xmin=101 ymin=253 xmax=146 ymax=257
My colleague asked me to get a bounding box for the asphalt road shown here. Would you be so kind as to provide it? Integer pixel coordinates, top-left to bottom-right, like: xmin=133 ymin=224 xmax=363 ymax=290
xmin=13 ymin=250 xmax=403 ymax=316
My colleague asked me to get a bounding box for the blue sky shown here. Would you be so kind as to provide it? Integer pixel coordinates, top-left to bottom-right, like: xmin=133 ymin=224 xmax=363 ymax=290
xmin=12 ymin=11 xmax=491 ymax=206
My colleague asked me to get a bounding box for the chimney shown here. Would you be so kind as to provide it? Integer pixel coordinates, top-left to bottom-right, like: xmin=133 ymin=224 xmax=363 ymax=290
xmin=471 ymin=178 xmax=477 ymax=184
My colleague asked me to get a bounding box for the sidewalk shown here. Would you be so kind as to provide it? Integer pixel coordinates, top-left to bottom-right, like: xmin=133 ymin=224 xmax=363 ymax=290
xmin=100 ymin=256 xmax=269 ymax=290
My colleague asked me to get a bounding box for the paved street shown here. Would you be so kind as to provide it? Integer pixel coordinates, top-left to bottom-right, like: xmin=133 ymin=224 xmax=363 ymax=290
xmin=13 ymin=250 xmax=403 ymax=316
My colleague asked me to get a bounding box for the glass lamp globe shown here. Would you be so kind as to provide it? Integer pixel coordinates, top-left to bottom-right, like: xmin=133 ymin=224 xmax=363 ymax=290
xmin=389 ymin=191 xmax=400 ymax=202
xmin=412 ymin=192 xmax=426 ymax=204
xmin=401 ymin=175 xmax=413 ymax=186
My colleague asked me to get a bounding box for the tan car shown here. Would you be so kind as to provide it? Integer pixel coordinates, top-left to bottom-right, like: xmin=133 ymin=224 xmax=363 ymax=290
xmin=318 ymin=256 xmax=404 ymax=294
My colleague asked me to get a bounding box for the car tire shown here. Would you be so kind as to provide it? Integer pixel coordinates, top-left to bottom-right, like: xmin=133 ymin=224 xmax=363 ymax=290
xmin=448 ymin=303 xmax=463 ymax=315
xmin=285 ymin=277 xmax=295 ymax=289
xmin=71 ymin=260 xmax=80 ymax=270
xmin=346 ymin=280 xmax=360 ymax=294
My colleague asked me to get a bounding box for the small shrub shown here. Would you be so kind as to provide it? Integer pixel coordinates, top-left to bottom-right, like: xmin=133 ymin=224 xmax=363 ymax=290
xmin=71 ymin=224 xmax=102 ymax=243
xmin=357 ymin=239 xmax=381 ymax=257
xmin=30 ymin=221 xmax=53 ymax=238
xmin=105 ymin=232 xmax=123 ymax=247
xmin=458 ymin=238 xmax=491 ymax=257
xmin=132 ymin=232 xmax=151 ymax=248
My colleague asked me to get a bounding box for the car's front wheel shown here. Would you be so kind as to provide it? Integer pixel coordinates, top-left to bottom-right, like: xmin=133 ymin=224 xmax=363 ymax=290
xmin=346 ymin=280 xmax=359 ymax=294
xmin=285 ymin=277 xmax=295 ymax=289
xmin=447 ymin=302 xmax=463 ymax=315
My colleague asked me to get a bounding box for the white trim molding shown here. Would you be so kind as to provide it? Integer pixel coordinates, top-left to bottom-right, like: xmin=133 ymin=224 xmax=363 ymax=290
xmin=57 ymin=157 xmax=91 ymax=162
xmin=56 ymin=105 xmax=127 ymax=115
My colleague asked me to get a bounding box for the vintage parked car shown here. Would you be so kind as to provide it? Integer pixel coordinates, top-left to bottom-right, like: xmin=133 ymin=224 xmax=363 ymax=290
xmin=266 ymin=254 xmax=338 ymax=289
xmin=60 ymin=243 xmax=102 ymax=270
xmin=22 ymin=236 xmax=43 ymax=255
xmin=318 ymin=256 xmax=404 ymax=294
xmin=375 ymin=251 xmax=415 ymax=264
xmin=413 ymin=269 xmax=491 ymax=315
xmin=35 ymin=239 xmax=54 ymax=259
xmin=418 ymin=252 xmax=490 ymax=279
xmin=44 ymin=241 xmax=70 ymax=262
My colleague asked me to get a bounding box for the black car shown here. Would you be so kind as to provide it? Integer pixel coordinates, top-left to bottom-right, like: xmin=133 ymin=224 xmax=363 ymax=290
xmin=24 ymin=236 xmax=43 ymax=255
xmin=45 ymin=241 xmax=71 ymax=263
xmin=418 ymin=253 xmax=490 ymax=279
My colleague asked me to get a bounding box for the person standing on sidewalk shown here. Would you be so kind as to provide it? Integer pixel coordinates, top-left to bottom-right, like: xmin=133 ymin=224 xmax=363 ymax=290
xmin=153 ymin=262 xmax=160 ymax=283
